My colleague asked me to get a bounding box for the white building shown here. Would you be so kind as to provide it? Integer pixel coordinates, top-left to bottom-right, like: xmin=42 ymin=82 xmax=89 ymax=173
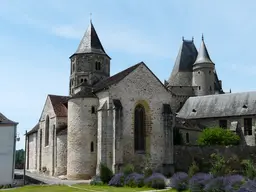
xmin=0 ymin=113 xmax=18 ymax=185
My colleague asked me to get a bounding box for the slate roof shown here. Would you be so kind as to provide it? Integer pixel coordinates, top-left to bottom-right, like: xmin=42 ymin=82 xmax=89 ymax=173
xmin=27 ymin=123 xmax=39 ymax=135
xmin=168 ymin=39 xmax=198 ymax=86
xmin=194 ymin=38 xmax=214 ymax=65
xmin=73 ymin=21 xmax=109 ymax=58
xmin=93 ymin=62 xmax=141 ymax=92
xmin=177 ymin=91 xmax=256 ymax=119
xmin=0 ymin=113 xmax=18 ymax=125
xmin=48 ymin=95 xmax=69 ymax=117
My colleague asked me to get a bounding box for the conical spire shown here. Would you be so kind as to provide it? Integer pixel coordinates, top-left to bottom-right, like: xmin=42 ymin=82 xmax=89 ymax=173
xmin=194 ymin=35 xmax=214 ymax=65
xmin=75 ymin=21 xmax=107 ymax=55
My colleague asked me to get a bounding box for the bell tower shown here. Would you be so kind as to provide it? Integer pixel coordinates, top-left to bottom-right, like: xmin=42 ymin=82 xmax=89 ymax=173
xmin=69 ymin=20 xmax=111 ymax=95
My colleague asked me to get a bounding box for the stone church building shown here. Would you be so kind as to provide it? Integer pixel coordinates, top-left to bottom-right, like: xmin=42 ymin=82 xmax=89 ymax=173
xmin=25 ymin=21 xmax=256 ymax=179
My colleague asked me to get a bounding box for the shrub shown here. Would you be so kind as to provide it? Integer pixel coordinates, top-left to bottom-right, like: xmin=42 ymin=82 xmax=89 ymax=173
xmin=124 ymin=173 xmax=144 ymax=188
xmin=223 ymin=174 xmax=245 ymax=191
xmin=144 ymin=173 xmax=167 ymax=189
xmin=203 ymin=176 xmax=225 ymax=192
xmin=108 ymin=173 xmax=125 ymax=187
xmin=100 ymin=163 xmax=113 ymax=184
xmin=241 ymin=159 xmax=256 ymax=179
xmin=237 ymin=180 xmax=256 ymax=192
xmin=90 ymin=175 xmax=103 ymax=186
xmin=169 ymin=172 xmax=188 ymax=191
xmin=188 ymin=161 xmax=200 ymax=178
xmin=197 ymin=127 xmax=240 ymax=146
xmin=210 ymin=153 xmax=232 ymax=177
xmin=188 ymin=173 xmax=213 ymax=192
xmin=123 ymin=164 xmax=135 ymax=176
xmin=142 ymin=153 xmax=153 ymax=178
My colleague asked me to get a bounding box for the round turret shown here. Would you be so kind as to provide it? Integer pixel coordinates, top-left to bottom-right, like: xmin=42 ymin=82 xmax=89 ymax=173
xmin=192 ymin=37 xmax=215 ymax=96
xmin=67 ymin=87 xmax=98 ymax=180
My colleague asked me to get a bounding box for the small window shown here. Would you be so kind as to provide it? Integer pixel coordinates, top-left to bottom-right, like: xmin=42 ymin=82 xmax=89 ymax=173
xmin=210 ymin=86 xmax=212 ymax=91
xmin=198 ymin=71 xmax=200 ymax=74
xmin=80 ymin=78 xmax=84 ymax=83
xmin=209 ymin=70 xmax=211 ymax=74
xmin=186 ymin=133 xmax=189 ymax=143
xmin=91 ymin=106 xmax=96 ymax=114
xmin=180 ymin=102 xmax=183 ymax=108
xmin=244 ymin=118 xmax=252 ymax=136
xmin=95 ymin=61 xmax=101 ymax=70
xmin=199 ymin=86 xmax=201 ymax=90
xmin=90 ymin=142 xmax=94 ymax=152
xmin=219 ymin=120 xmax=227 ymax=129
xmin=72 ymin=63 xmax=75 ymax=72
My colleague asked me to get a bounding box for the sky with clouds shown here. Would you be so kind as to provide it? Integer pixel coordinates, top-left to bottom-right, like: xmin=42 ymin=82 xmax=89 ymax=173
xmin=1 ymin=0 xmax=256 ymax=149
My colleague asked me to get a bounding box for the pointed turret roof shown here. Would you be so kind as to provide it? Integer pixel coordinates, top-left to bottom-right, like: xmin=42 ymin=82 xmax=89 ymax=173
xmin=74 ymin=20 xmax=108 ymax=57
xmin=194 ymin=36 xmax=214 ymax=65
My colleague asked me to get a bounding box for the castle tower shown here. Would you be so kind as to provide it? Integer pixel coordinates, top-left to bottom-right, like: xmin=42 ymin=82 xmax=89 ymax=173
xmin=67 ymin=83 xmax=98 ymax=180
xmin=192 ymin=36 xmax=215 ymax=96
xmin=69 ymin=20 xmax=111 ymax=95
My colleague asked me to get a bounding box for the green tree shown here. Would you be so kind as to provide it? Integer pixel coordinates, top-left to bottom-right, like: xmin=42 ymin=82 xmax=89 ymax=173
xmin=15 ymin=149 xmax=25 ymax=169
xmin=197 ymin=127 xmax=240 ymax=146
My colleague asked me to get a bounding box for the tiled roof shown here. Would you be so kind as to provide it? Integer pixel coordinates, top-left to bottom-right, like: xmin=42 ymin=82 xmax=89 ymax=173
xmin=48 ymin=95 xmax=69 ymax=117
xmin=27 ymin=123 xmax=39 ymax=135
xmin=0 ymin=113 xmax=18 ymax=125
xmin=177 ymin=91 xmax=256 ymax=119
xmin=74 ymin=21 xmax=109 ymax=58
xmin=93 ymin=62 xmax=142 ymax=92
xmin=168 ymin=39 xmax=198 ymax=86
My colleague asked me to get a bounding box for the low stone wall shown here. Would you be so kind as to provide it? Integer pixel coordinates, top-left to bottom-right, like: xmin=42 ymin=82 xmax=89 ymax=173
xmin=174 ymin=145 xmax=256 ymax=172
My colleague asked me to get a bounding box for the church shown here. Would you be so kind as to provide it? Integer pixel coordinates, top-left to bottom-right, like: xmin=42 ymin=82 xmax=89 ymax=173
xmin=25 ymin=20 xmax=256 ymax=179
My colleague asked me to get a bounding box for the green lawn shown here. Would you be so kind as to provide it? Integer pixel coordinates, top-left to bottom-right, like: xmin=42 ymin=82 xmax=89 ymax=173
xmin=2 ymin=185 xmax=184 ymax=192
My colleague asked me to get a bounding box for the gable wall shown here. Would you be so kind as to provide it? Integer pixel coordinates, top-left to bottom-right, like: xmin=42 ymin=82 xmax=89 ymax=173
xmin=109 ymin=64 xmax=173 ymax=171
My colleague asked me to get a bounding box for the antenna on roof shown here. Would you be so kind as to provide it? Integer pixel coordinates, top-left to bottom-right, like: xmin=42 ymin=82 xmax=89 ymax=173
xmin=202 ymin=33 xmax=204 ymax=41
xmin=192 ymin=36 xmax=194 ymax=42
xmin=182 ymin=36 xmax=184 ymax=41
xmin=230 ymin=89 xmax=232 ymax=93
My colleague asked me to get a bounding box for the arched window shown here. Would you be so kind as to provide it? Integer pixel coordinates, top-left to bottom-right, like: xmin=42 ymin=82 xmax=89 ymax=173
xmin=90 ymin=142 xmax=94 ymax=152
xmin=134 ymin=104 xmax=146 ymax=152
xmin=186 ymin=133 xmax=190 ymax=143
xmin=45 ymin=115 xmax=50 ymax=146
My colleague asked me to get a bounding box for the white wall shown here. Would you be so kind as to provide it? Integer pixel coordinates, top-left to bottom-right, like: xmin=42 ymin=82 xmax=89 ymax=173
xmin=0 ymin=125 xmax=16 ymax=185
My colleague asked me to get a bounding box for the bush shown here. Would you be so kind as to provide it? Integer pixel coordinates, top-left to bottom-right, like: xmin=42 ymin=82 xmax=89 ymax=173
xmin=188 ymin=173 xmax=213 ymax=192
xmin=169 ymin=172 xmax=188 ymax=191
xmin=90 ymin=175 xmax=104 ymax=186
xmin=100 ymin=163 xmax=113 ymax=184
xmin=108 ymin=173 xmax=125 ymax=187
xmin=210 ymin=153 xmax=229 ymax=177
xmin=188 ymin=161 xmax=200 ymax=178
xmin=123 ymin=164 xmax=135 ymax=176
xmin=197 ymin=127 xmax=240 ymax=146
xmin=241 ymin=159 xmax=256 ymax=179
xmin=124 ymin=173 xmax=144 ymax=188
xmin=144 ymin=173 xmax=167 ymax=189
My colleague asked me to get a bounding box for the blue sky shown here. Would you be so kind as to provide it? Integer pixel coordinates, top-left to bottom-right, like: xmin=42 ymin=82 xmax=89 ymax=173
xmin=1 ymin=0 xmax=256 ymax=149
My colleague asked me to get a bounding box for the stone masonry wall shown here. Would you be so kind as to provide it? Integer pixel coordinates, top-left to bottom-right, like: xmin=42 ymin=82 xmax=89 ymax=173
xmin=109 ymin=63 xmax=173 ymax=172
xmin=55 ymin=132 xmax=67 ymax=176
xmin=174 ymin=145 xmax=256 ymax=172
xmin=27 ymin=133 xmax=37 ymax=171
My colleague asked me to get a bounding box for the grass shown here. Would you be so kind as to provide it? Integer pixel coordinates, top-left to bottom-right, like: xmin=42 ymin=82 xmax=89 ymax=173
xmin=1 ymin=184 xmax=185 ymax=192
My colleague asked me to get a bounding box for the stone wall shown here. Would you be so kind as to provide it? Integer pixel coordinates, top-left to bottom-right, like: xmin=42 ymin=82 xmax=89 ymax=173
xmin=174 ymin=145 xmax=256 ymax=172
xmin=109 ymin=64 xmax=173 ymax=173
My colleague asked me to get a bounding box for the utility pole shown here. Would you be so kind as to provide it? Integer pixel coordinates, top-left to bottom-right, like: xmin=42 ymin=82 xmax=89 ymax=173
xmin=23 ymin=130 xmax=27 ymax=186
